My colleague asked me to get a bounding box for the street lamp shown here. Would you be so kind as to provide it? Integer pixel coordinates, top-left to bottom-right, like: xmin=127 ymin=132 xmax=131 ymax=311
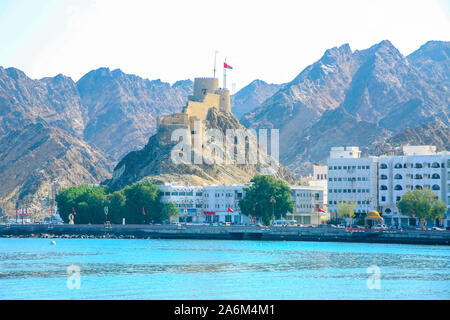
xmin=270 ymin=196 xmax=276 ymax=225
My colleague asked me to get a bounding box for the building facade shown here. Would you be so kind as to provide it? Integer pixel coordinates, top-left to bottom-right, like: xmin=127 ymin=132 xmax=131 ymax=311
xmin=158 ymin=184 xmax=326 ymax=225
xmin=202 ymin=185 xmax=248 ymax=224
xmin=288 ymin=186 xmax=326 ymax=225
xmin=377 ymin=146 xmax=450 ymax=227
xmin=326 ymin=145 xmax=450 ymax=228
xmin=327 ymin=147 xmax=379 ymax=218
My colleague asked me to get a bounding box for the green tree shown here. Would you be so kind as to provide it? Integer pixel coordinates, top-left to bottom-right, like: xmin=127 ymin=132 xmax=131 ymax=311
xmin=337 ymin=200 xmax=357 ymax=227
xmin=107 ymin=190 xmax=126 ymax=224
xmin=56 ymin=185 xmax=88 ymax=223
xmin=159 ymin=202 xmax=180 ymax=223
xmin=397 ymin=189 xmax=446 ymax=229
xmin=239 ymin=175 xmax=294 ymax=225
xmin=123 ymin=180 xmax=161 ymax=224
xmin=56 ymin=185 xmax=107 ymax=224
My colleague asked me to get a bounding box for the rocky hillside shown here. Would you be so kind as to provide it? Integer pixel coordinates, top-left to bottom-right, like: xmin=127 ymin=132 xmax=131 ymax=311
xmin=0 ymin=122 xmax=112 ymax=212
xmin=106 ymin=107 xmax=297 ymax=190
xmin=0 ymin=67 xmax=87 ymax=139
xmin=241 ymin=40 xmax=449 ymax=175
xmin=368 ymin=120 xmax=450 ymax=156
xmin=0 ymin=39 xmax=448 ymax=210
xmin=231 ymin=80 xmax=282 ymax=119
xmin=77 ymin=68 xmax=193 ymax=160
xmin=0 ymin=67 xmax=192 ymax=210
xmin=407 ymin=40 xmax=450 ymax=85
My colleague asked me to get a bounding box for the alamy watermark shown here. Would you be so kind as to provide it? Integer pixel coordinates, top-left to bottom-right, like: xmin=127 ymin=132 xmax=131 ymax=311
xmin=366 ymin=265 xmax=381 ymax=290
xmin=66 ymin=264 xmax=81 ymax=290
xmin=170 ymin=120 xmax=280 ymax=174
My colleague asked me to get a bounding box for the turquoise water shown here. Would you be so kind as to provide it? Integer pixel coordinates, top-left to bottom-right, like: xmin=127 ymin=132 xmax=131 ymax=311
xmin=0 ymin=238 xmax=449 ymax=300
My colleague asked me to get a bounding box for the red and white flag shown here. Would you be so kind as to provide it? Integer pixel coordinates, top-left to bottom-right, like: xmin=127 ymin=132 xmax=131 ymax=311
xmin=224 ymin=62 xmax=233 ymax=69
xmin=142 ymin=207 xmax=146 ymax=216
xmin=228 ymin=208 xmax=233 ymax=212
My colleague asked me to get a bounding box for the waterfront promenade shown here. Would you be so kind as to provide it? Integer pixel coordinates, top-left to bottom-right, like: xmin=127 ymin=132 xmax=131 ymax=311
xmin=1 ymin=224 xmax=449 ymax=245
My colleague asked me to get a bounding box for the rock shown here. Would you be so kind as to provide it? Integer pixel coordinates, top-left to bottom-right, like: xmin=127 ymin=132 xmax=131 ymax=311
xmin=241 ymin=40 xmax=449 ymax=176
xmin=107 ymin=107 xmax=297 ymax=190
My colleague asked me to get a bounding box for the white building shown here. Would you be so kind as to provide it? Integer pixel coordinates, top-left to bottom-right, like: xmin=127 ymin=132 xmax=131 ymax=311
xmin=158 ymin=183 xmax=327 ymax=225
xmin=378 ymin=146 xmax=450 ymax=227
xmin=308 ymin=164 xmax=328 ymax=208
xmin=327 ymin=147 xmax=379 ymax=219
xmin=288 ymin=186 xmax=326 ymax=225
xmin=158 ymin=184 xmax=251 ymax=224
xmin=158 ymin=185 xmax=205 ymax=223
xmin=202 ymin=185 xmax=250 ymax=224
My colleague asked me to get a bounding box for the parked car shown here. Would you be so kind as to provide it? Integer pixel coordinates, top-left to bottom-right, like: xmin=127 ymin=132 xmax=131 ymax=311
xmin=431 ymin=227 xmax=445 ymax=231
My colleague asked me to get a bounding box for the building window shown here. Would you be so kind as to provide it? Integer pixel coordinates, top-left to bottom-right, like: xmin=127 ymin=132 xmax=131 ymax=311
xmin=380 ymin=174 xmax=388 ymax=180
xmin=432 ymin=173 xmax=440 ymax=179
xmin=415 ymin=163 xmax=423 ymax=169
xmin=394 ymin=174 xmax=402 ymax=179
xmin=431 ymin=162 xmax=440 ymax=168
xmin=394 ymin=163 xmax=402 ymax=169
xmin=380 ymin=185 xmax=388 ymax=190
xmin=415 ymin=174 xmax=423 ymax=179
xmin=394 ymin=185 xmax=403 ymax=191
xmin=381 ymin=196 xmax=386 ymax=202
xmin=380 ymin=163 xmax=388 ymax=169
xmin=432 ymin=185 xmax=440 ymax=190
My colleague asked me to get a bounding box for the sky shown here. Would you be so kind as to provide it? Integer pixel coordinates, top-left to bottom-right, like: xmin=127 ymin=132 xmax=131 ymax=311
xmin=0 ymin=0 xmax=449 ymax=92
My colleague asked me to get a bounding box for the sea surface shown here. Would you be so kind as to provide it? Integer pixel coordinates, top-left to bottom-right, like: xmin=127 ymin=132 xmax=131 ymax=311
xmin=0 ymin=238 xmax=449 ymax=300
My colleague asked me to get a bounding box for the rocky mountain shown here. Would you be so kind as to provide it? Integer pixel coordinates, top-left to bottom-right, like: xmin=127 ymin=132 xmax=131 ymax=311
xmin=368 ymin=120 xmax=450 ymax=156
xmin=1 ymin=39 xmax=448 ymax=210
xmin=408 ymin=41 xmax=450 ymax=85
xmin=77 ymin=68 xmax=193 ymax=160
xmin=0 ymin=67 xmax=192 ymax=210
xmin=241 ymin=40 xmax=449 ymax=175
xmin=231 ymin=80 xmax=282 ymax=119
xmin=0 ymin=122 xmax=112 ymax=212
xmin=106 ymin=107 xmax=297 ymax=190
xmin=0 ymin=67 xmax=87 ymax=139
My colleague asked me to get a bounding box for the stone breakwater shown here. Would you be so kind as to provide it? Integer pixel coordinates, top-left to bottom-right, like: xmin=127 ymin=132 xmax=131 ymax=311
xmin=1 ymin=224 xmax=450 ymax=245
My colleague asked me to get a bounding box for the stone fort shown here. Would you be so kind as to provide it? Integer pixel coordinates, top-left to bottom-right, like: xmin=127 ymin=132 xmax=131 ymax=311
xmin=157 ymin=77 xmax=231 ymax=139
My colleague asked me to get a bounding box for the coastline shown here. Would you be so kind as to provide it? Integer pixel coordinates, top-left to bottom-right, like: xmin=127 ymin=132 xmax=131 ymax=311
xmin=1 ymin=224 xmax=449 ymax=245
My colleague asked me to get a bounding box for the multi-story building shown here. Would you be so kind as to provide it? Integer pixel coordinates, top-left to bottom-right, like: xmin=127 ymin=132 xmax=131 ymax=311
xmin=308 ymin=164 xmax=328 ymax=208
xmin=377 ymin=146 xmax=450 ymax=227
xmin=202 ymin=185 xmax=249 ymax=224
xmin=327 ymin=147 xmax=379 ymax=218
xmin=158 ymin=185 xmax=205 ymax=223
xmin=288 ymin=186 xmax=326 ymax=225
xmin=158 ymin=184 xmax=327 ymax=225
xmin=158 ymin=184 xmax=250 ymax=224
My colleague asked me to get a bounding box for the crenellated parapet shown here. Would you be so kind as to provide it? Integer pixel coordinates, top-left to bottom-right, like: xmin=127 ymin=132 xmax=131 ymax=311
xmin=157 ymin=77 xmax=231 ymax=141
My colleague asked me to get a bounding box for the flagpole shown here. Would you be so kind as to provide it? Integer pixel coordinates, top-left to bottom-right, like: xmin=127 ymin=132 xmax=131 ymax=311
xmin=213 ymin=50 xmax=218 ymax=78
xmin=223 ymin=58 xmax=227 ymax=89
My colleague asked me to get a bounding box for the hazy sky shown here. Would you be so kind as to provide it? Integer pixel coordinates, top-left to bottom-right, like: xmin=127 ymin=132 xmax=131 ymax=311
xmin=0 ymin=0 xmax=449 ymax=91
